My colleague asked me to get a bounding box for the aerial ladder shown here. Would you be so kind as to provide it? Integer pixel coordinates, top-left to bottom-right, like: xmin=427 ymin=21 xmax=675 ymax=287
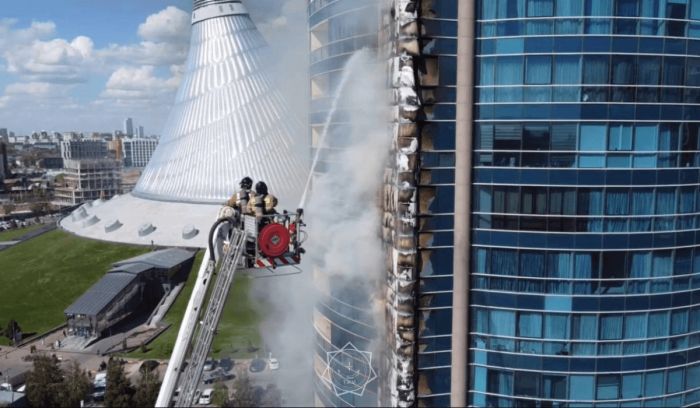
xmin=156 ymin=209 xmax=305 ymax=407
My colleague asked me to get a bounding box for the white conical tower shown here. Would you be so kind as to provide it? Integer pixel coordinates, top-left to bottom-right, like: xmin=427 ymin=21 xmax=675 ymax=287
xmin=60 ymin=0 xmax=307 ymax=248
xmin=134 ymin=0 xmax=306 ymax=204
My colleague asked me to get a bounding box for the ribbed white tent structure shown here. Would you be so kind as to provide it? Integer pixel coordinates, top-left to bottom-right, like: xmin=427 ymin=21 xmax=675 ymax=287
xmin=61 ymin=0 xmax=307 ymax=248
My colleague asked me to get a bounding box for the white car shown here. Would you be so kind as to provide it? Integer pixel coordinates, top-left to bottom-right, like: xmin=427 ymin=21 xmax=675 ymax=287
xmin=198 ymin=388 xmax=214 ymax=405
xmin=268 ymin=358 xmax=279 ymax=370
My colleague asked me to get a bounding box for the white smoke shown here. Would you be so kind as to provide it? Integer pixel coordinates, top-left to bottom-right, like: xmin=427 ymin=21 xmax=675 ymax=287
xmin=251 ymin=49 xmax=390 ymax=406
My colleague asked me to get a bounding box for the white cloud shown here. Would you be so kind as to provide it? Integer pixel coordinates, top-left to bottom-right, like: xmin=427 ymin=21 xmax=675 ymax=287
xmin=5 ymin=36 xmax=94 ymax=82
xmin=138 ymin=6 xmax=190 ymax=43
xmin=100 ymin=66 xmax=178 ymax=101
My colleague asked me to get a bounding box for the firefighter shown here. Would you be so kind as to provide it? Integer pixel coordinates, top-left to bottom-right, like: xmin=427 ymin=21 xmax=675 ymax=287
xmin=226 ymin=176 xmax=254 ymax=214
xmin=251 ymin=181 xmax=278 ymax=225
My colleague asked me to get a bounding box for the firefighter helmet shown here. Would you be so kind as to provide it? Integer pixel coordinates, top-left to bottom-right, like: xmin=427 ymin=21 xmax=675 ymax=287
xmin=255 ymin=181 xmax=268 ymax=195
xmin=240 ymin=176 xmax=253 ymax=189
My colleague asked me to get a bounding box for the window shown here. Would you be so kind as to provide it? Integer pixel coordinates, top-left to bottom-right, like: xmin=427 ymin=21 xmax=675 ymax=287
xmin=580 ymin=124 xmax=606 ymax=150
xmin=569 ymin=375 xmax=594 ymax=400
xmin=498 ymin=0 xmax=525 ymax=18
xmin=634 ymin=125 xmax=657 ymax=151
xmin=487 ymin=369 xmax=513 ymax=395
xmin=494 ymin=124 xmax=521 ymax=150
xmin=648 ymin=311 xmax=669 ymax=338
xmin=525 ymin=56 xmax=552 ymax=84
xmin=544 ymin=313 xmax=569 ymax=339
xmin=523 ymin=125 xmax=550 ymax=151
xmin=572 ymin=314 xmax=597 ymax=339
xmin=608 ymin=124 xmax=632 ymax=151
xmin=597 ymin=375 xmax=620 ymax=400
xmin=518 ymin=312 xmax=543 ymax=338
xmin=582 ymin=55 xmax=609 ymax=84
xmin=671 ymin=309 xmax=688 ymax=335
xmin=611 ymin=55 xmax=635 ymax=84
xmin=527 ymin=0 xmax=553 ymax=16
xmin=479 ymin=58 xmax=495 ymax=87
xmin=624 ymin=313 xmax=647 ymax=339
xmin=599 ymin=315 xmax=623 ymax=340
xmin=520 ymin=252 xmax=545 ymax=277
xmin=645 ymin=371 xmax=664 ymax=397
xmin=602 ymin=251 xmax=627 ymax=278
xmin=621 ymin=373 xmax=642 ymax=399
xmin=514 ymin=371 xmax=540 ymax=397
xmin=496 ymin=56 xmax=524 ymax=85
xmin=542 ymin=375 xmax=566 ymax=399
xmin=490 ymin=309 xmax=516 ymax=336
xmin=554 ymin=55 xmax=581 ymax=84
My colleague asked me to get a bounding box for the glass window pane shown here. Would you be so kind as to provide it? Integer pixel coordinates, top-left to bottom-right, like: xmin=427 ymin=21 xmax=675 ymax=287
xmin=583 ymin=55 xmax=610 ymax=84
xmin=544 ymin=314 xmax=569 ymax=339
xmin=599 ymin=315 xmax=623 ymax=340
xmin=612 ymin=55 xmax=636 ymax=84
xmin=621 ymin=374 xmax=642 ymax=399
xmin=518 ymin=312 xmax=543 ymax=338
xmin=645 ymin=371 xmax=664 ymax=397
xmin=609 ymin=124 xmax=633 ymax=151
xmin=490 ymin=309 xmax=516 ymax=336
xmin=580 ymin=124 xmax=607 ymax=150
xmin=554 ymin=55 xmax=581 ymax=84
xmin=634 ymin=125 xmax=657 ymax=151
xmin=526 ymin=56 xmax=552 ymax=84
xmin=496 ymin=56 xmax=524 ymax=85
xmin=638 ymin=56 xmax=661 ymax=85
xmin=570 ymin=375 xmax=595 ymax=400
xmin=528 ymin=0 xmax=554 ymax=16
xmin=597 ymin=375 xmax=620 ymax=400
xmin=624 ymin=313 xmax=647 ymax=339
xmin=648 ymin=311 xmax=669 ymax=337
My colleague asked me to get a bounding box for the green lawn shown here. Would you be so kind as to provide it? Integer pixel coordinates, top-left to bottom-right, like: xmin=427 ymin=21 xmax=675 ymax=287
xmin=0 ymin=224 xmax=44 ymax=241
xmin=129 ymin=254 xmax=262 ymax=360
xmin=0 ymin=230 xmax=150 ymax=346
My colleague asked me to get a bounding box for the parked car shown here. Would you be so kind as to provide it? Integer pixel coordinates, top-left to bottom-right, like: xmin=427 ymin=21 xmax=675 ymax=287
xmin=218 ymin=357 xmax=234 ymax=372
xmin=249 ymin=359 xmax=266 ymax=373
xmin=268 ymin=358 xmax=279 ymax=370
xmin=203 ymin=359 xmax=216 ymax=371
xmin=199 ymin=388 xmax=214 ymax=405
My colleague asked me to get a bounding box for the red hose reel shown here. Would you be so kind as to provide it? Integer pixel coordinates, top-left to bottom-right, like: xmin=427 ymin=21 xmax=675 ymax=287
xmin=258 ymin=223 xmax=291 ymax=257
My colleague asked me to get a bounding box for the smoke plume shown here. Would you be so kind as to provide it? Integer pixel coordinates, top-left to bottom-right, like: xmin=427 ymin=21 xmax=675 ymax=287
xmin=251 ymin=48 xmax=390 ymax=406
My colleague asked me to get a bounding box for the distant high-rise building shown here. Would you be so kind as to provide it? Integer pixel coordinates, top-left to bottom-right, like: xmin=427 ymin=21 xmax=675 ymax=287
xmin=54 ymin=158 xmax=121 ymax=206
xmin=123 ymin=138 xmax=158 ymax=168
xmin=60 ymin=140 xmax=107 ymax=160
xmin=124 ymin=118 xmax=134 ymax=137
xmin=0 ymin=142 xmax=7 ymax=182
xmin=0 ymin=128 xmax=7 ymax=143
xmin=137 ymin=126 xmax=145 ymax=138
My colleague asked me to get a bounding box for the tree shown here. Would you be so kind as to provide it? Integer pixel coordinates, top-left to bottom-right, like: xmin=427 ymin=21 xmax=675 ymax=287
xmin=4 ymin=319 xmax=21 ymax=345
xmin=58 ymin=361 xmax=90 ymax=407
xmin=1 ymin=203 xmax=15 ymax=216
xmin=211 ymin=383 xmax=229 ymax=407
xmin=228 ymin=375 xmax=258 ymax=407
xmin=104 ymin=358 xmax=133 ymax=408
xmin=132 ymin=369 xmax=160 ymax=407
xmin=26 ymin=354 xmax=63 ymax=407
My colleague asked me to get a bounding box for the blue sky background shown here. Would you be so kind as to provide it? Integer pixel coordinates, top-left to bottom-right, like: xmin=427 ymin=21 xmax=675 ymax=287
xmin=0 ymin=0 xmax=306 ymax=135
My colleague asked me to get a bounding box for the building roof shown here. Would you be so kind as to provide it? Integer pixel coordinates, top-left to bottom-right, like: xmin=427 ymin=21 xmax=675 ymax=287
xmin=64 ymin=272 xmax=139 ymax=316
xmin=113 ymin=248 xmax=195 ymax=270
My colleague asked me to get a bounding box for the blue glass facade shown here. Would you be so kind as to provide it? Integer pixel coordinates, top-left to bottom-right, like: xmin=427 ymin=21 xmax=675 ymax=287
xmin=471 ymin=0 xmax=700 ymax=406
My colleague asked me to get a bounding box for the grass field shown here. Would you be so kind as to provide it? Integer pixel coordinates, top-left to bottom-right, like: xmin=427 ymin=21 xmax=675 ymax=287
xmin=0 ymin=230 xmax=151 ymax=346
xmin=0 ymin=224 xmax=44 ymax=241
xmin=129 ymin=254 xmax=263 ymax=360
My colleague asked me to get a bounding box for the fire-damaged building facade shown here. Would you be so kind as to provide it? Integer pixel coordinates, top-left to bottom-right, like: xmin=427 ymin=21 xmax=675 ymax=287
xmin=64 ymin=248 xmax=195 ymax=338
xmin=317 ymin=0 xmax=700 ymax=407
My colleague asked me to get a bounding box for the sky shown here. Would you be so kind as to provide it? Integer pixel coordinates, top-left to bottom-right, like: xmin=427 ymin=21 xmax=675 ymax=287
xmin=0 ymin=0 xmax=306 ymax=135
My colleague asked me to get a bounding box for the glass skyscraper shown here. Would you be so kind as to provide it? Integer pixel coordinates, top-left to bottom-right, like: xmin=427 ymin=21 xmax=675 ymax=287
xmin=310 ymin=0 xmax=700 ymax=406
xmin=308 ymin=1 xmax=381 ymax=407
xmin=471 ymin=0 xmax=700 ymax=406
